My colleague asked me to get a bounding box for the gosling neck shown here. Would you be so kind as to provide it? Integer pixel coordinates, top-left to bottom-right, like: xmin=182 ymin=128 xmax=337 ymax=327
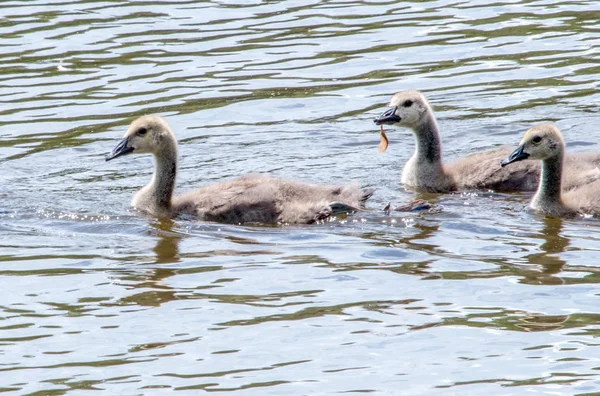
xmin=148 ymin=140 xmax=178 ymax=210
xmin=413 ymin=112 xmax=443 ymax=167
xmin=535 ymin=152 xmax=564 ymax=207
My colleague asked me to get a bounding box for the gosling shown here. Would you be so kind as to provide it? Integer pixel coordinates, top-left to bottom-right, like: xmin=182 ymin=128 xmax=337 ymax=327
xmin=501 ymin=124 xmax=600 ymax=218
xmin=106 ymin=115 xmax=375 ymax=224
xmin=374 ymin=90 xmax=600 ymax=193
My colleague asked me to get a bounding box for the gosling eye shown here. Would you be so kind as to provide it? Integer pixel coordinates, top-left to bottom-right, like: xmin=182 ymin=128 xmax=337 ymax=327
xmin=136 ymin=127 xmax=148 ymax=136
xmin=402 ymin=100 xmax=413 ymax=108
xmin=532 ymin=136 xmax=542 ymax=144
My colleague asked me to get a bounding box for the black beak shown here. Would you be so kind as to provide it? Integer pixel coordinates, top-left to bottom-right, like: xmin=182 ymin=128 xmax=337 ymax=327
xmin=501 ymin=144 xmax=530 ymax=167
xmin=105 ymin=137 xmax=134 ymax=161
xmin=374 ymin=106 xmax=401 ymax=125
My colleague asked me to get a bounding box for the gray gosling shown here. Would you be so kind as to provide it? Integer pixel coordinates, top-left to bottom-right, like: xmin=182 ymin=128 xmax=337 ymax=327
xmin=373 ymin=90 xmax=600 ymax=193
xmin=105 ymin=115 xmax=375 ymax=224
xmin=373 ymin=90 xmax=539 ymax=192
xmin=501 ymin=124 xmax=600 ymax=218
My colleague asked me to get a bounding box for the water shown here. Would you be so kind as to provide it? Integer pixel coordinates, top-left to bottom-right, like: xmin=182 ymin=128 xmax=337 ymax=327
xmin=1 ymin=0 xmax=600 ymax=394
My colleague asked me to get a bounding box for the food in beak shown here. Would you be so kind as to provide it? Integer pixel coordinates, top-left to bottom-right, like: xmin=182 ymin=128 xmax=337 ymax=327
xmin=379 ymin=125 xmax=389 ymax=153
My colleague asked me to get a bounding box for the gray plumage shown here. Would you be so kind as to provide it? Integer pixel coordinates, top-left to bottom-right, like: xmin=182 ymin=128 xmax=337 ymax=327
xmin=374 ymin=90 xmax=600 ymax=193
xmin=448 ymin=147 xmax=600 ymax=192
xmin=501 ymin=124 xmax=600 ymax=218
xmin=106 ymin=115 xmax=374 ymax=224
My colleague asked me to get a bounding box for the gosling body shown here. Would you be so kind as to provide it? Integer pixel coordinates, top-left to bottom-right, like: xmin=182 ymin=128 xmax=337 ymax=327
xmin=106 ymin=115 xmax=374 ymax=224
xmin=501 ymin=124 xmax=600 ymax=218
xmin=374 ymin=90 xmax=600 ymax=193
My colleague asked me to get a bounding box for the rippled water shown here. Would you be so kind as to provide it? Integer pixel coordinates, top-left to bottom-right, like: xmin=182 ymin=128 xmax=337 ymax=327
xmin=2 ymin=0 xmax=600 ymax=394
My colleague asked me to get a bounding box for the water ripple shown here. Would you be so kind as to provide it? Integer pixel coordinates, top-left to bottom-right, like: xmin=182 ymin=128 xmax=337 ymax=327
xmin=1 ymin=0 xmax=600 ymax=394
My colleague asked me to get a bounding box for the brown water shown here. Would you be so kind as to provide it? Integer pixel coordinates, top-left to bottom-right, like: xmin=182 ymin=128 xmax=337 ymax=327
xmin=2 ymin=1 xmax=600 ymax=394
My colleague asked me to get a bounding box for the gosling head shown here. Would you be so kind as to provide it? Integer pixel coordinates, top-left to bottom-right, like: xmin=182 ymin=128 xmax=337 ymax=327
xmin=373 ymin=90 xmax=432 ymax=129
xmin=106 ymin=115 xmax=175 ymax=161
xmin=501 ymin=124 xmax=564 ymax=167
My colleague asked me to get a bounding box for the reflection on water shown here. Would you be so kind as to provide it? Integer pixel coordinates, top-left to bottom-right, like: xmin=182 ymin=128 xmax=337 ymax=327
xmin=1 ymin=0 xmax=600 ymax=394
xmin=522 ymin=216 xmax=568 ymax=285
xmin=152 ymin=219 xmax=182 ymax=265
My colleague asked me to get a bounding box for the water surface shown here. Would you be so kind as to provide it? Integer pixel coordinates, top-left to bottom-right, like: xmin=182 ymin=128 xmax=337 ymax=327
xmin=1 ymin=0 xmax=600 ymax=394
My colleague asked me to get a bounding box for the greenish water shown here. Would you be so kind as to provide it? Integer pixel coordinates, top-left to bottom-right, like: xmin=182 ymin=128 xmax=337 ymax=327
xmin=1 ymin=0 xmax=600 ymax=394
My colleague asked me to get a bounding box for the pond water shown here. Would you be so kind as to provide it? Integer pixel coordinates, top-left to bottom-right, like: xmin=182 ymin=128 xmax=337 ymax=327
xmin=1 ymin=0 xmax=600 ymax=394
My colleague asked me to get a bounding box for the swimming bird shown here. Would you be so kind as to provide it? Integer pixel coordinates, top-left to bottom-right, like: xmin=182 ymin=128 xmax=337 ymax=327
xmin=373 ymin=90 xmax=600 ymax=193
xmin=105 ymin=115 xmax=374 ymax=224
xmin=501 ymin=124 xmax=600 ymax=218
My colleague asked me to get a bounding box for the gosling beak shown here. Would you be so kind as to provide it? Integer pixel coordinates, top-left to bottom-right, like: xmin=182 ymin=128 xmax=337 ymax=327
xmin=374 ymin=106 xmax=401 ymax=125
xmin=105 ymin=137 xmax=134 ymax=161
xmin=501 ymin=144 xmax=529 ymax=167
